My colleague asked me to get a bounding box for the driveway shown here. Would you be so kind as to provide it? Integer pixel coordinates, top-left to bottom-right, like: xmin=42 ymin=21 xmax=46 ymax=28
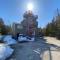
xmin=8 ymin=37 xmax=60 ymax=60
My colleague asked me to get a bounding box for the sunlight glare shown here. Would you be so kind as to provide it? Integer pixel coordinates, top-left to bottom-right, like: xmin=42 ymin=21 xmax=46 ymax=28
xmin=27 ymin=3 xmax=33 ymax=11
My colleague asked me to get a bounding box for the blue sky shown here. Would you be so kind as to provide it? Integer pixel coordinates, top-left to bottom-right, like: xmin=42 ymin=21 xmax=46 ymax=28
xmin=0 ymin=0 xmax=60 ymax=28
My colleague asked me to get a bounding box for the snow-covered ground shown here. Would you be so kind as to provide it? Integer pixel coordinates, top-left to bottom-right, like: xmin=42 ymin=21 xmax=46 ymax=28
xmin=43 ymin=37 xmax=60 ymax=60
xmin=18 ymin=35 xmax=35 ymax=42
xmin=0 ymin=35 xmax=17 ymax=60
xmin=4 ymin=35 xmax=17 ymax=45
xmin=43 ymin=51 xmax=60 ymax=60
xmin=0 ymin=35 xmax=17 ymax=45
xmin=45 ymin=37 xmax=60 ymax=46
xmin=0 ymin=43 xmax=14 ymax=60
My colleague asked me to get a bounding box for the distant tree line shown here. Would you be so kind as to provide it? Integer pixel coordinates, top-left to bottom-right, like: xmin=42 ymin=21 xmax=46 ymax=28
xmin=0 ymin=18 xmax=11 ymax=35
xmin=42 ymin=12 xmax=60 ymax=39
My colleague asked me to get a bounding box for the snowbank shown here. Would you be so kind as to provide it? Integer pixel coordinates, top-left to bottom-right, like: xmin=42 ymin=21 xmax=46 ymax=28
xmin=18 ymin=36 xmax=35 ymax=42
xmin=3 ymin=35 xmax=17 ymax=45
xmin=18 ymin=36 xmax=27 ymax=42
xmin=27 ymin=37 xmax=35 ymax=41
xmin=0 ymin=43 xmax=14 ymax=60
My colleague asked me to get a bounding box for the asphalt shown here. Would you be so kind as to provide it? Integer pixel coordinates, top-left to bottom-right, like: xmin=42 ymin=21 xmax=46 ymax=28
xmin=8 ymin=37 xmax=60 ymax=60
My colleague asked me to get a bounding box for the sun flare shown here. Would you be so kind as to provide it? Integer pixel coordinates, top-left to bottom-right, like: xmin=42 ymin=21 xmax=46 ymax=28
xmin=27 ymin=3 xmax=33 ymax=11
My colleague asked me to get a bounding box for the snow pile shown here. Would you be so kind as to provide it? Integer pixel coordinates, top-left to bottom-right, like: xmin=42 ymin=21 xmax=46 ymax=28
xmin=26 ymin=36 xmax=35 ymax=41
xmin=28 ymin=37 xmax=35 ymax=41
xmin=18 ymin=35 xmax=35 ymax=42
xmin=3 ymin=35 xmax=17 ymax=45
xmin=18 ymin=36 xmax=27 ymax=42
xmin=0 ymin=44 xmax=14 ymax=60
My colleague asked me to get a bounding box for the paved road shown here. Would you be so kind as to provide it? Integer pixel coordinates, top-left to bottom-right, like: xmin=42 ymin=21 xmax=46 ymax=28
xmin=9 ymin=37 xmax=60 ymax=60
